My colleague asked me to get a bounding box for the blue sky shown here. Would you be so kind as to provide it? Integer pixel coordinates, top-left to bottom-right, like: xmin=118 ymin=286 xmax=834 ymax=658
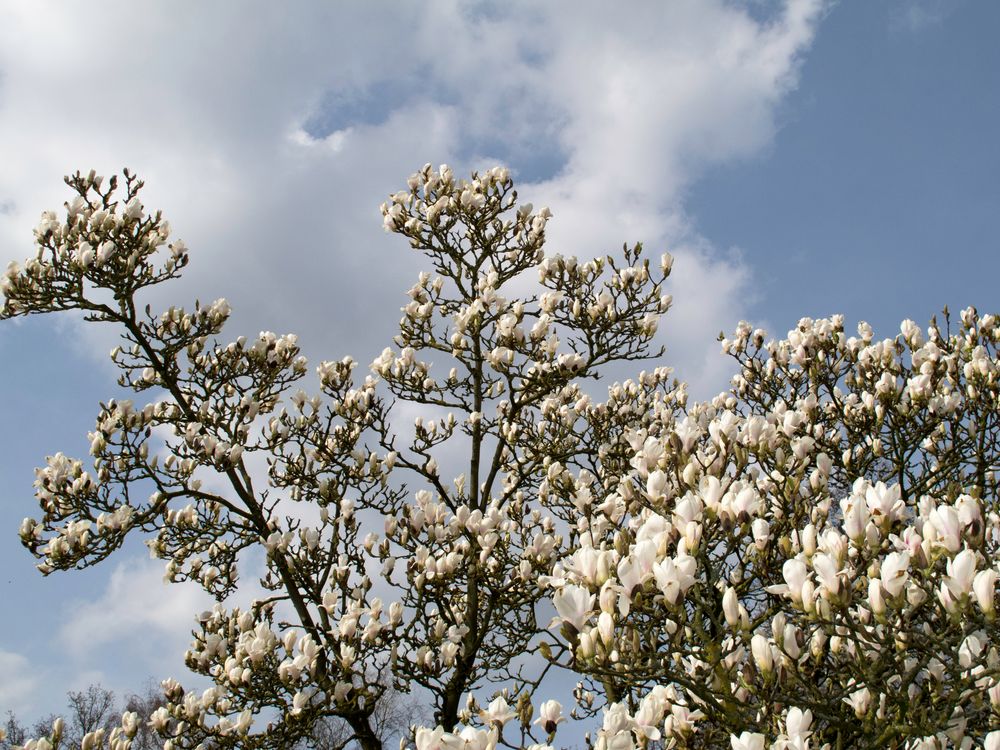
xmin=690 ymin=0 xmax=1000 ymax=334
xmin=0 ymin=0 xmax=997 ymax=724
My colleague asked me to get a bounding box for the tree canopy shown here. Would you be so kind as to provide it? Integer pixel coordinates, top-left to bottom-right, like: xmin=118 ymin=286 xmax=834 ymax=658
xmin=3 ymin=166 xmax=1000 ymax=750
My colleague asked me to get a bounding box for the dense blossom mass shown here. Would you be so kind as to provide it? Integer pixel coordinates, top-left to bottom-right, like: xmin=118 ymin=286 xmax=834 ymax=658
xmin=2 ymin=166 xmax=999 ymax=749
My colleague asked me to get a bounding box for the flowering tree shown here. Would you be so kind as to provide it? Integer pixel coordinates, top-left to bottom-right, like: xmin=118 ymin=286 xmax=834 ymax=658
xmin=538 ymin=310 xmax=1000 ymax=749
xmin=1 ymin=165 xmax=670 ymax=750
xmin=1 ymin=683 xmax=171 ymax=750
xmin=3 ymin=166 xmax=1000 ymax=750
xmin=0 ymin=680 xmax=414 ymax=750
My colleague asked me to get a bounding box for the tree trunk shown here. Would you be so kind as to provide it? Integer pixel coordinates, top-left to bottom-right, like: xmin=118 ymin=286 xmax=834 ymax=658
xmin=347 ymin=714 xmax=382 ymax=750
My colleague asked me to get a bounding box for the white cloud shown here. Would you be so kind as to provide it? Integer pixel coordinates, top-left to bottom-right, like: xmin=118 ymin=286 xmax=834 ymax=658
xmin=0 ymin=649 xmax=39 ymax=714
xmin=889 ymin=0 xmax=960 ymax=33
xmin=0 ymin=0 xmax=822 ymax=388
xmin=58 ymin=556 xmax=213 ymax=679
xmin=506 ymin=1 xmax=822 ymax=391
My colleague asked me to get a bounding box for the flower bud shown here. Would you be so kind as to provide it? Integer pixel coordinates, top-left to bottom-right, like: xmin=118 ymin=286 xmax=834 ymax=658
xmin=974 ymin=568 xmax=997 ymax=616
xmin=801 ymin=524 xmax=817 ymax=557
xmin=599 ymin=582 xmax=616 ymax=614
xmin=722 ymin=587 xmax=740 ymax=629
xmin=389 ymin=601 xmax=403 ymax=626
xmin=868 ymin=578 xmax=886 ymax=617
xmin=597 ymin=612 xmax=614 ymax=646
xmin=751 ymin=634 xmax=773 ymax=674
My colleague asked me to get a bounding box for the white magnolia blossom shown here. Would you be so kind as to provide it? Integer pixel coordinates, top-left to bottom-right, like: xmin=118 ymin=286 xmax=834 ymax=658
xmin=5 ymin=168 xmax=1000 ymax=749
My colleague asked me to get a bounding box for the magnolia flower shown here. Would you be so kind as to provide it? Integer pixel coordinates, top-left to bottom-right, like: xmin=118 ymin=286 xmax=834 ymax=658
xmin=731 ymin=732 xmax=765 ymax=750
xmin=234 ymin=708 xmax=253 ymax=734
xmin=722 ymin=586 xmax=740 ymax=628
xmin=780 ymin=558 xmax=809 ymax=603
xmin=597 ymin=611 xmax=615 ymax=645
xmin=416 ymin=727 xmax=445 ymax=750
xmin=616 ymin=541 xmax=657 ymax=594
xmin=666 ymin=703 xmax=705 ymax=736
xmin=567 ymin=545 xmax=609 ymax=586
xmin=120 ymin=711 xmax=139 ymax=738
xmin=123 ymin=196 xmax=144 ymax=220
xmin=441 ymin=641 xmax=459 ymax=666
xmin=865 ymin=481 xmax=903 ymax=524
xmin=840 ymin=495 xmax=869 ymax=541
xmin=811 ymin=553 xmax=841 ymax=597
xmin=958 ymin=631 xmax=985 ymax=669
xmin=440 ymin=727 xmax=497 ymax=750
xmin=634 ymin=687 xmax=669 ymax=741
xmin=974 ymin=568 xmax=998 ymax=615
xmin=899 ymin=319 xmax=922 ymax=347
xmin=536 ymin=700 xmax=564 ymax=734
xmin=96 ymin=240 xmax=116 ymax=265
xmin=945 ymin=548 xmax=978 ymax=599
xmin=699 ymin=475 xmax=725 ymax=508
xmin=928 ymin=505 xmax=962 ymax=553
xmin=751 ymin=518 xmax=770 ymax=549
xmin=149 ymin=707 xmax=170 ymax=732
xmin=751 ymin=634 xmax=774 ymax=674
xmin=785 ymin=707 xmax=812 ymax=739
xmin=636 ymin=515 xmax=670 ymax=545
xmin=595 ymin=731 xmax=634 ymax=750
xmin=880 ymin=551 xmax=910 ymax=598
xmin=480 ymin=696 xmax=517 ymax=727
xmin=868 ymin=578 xmax=886 ymax=616
xmin=844 ymin=686 xmax=872 ymax=717
xmin=602 ymin=702 xmax=632 ymax=735
xmin=553 ymin=585 xmax=593 ymax=630
xmin=633 ymin=436 xmax=664 ymax=473
xmin=646 ymin=469 xmax=668 ymax=500
xmin=652 ymin=555 xmax=696 ymax=605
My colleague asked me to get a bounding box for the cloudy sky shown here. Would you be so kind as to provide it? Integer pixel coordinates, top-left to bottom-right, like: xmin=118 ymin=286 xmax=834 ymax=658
xmin=0 ymin=0 xmax=997 ymax=722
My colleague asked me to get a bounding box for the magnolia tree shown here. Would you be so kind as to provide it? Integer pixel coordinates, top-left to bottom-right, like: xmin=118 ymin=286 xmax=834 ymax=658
xmin=2 ymin=166 xmax=1000 ymax=750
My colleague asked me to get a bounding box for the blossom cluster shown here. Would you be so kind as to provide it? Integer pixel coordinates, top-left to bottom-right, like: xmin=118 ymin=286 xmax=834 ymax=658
xmin=10 ymin=711 xmax=145 ymax=750
xmin=520 ymin=310 xmax=1000 ymax=748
